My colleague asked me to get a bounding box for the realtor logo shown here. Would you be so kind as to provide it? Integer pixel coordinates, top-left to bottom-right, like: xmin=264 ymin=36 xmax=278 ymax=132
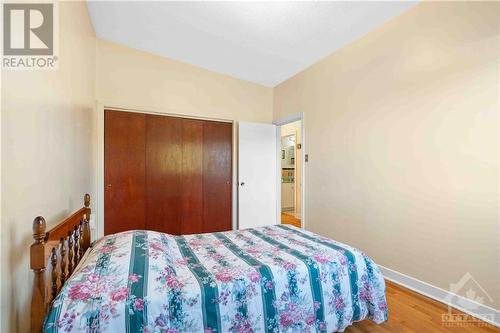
xmin=442 ymin=273 xmax=497 ymax=328
xmin=2 ymin=2 xmax=58 ymax=69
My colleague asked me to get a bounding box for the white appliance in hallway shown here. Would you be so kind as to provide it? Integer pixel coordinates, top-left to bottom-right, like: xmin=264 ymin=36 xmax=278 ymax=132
xmin=238 ymin=121 xmax=277 ymax=229
xmin=281 ymin=181 xmax=294 ymax=210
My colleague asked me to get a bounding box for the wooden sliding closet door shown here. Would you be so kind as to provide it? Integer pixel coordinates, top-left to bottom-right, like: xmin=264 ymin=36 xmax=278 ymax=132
xmin=180 ymin=119 xmax=204 ymax=234
xmin=203 ymin=121 xmax=232 ymax=232
xmin=105 ymin=110 xmax=232 ymax=235
xmin=145 ymin=115 xmax=183 ymax=234
xmin=104 ymin=111 xmax=146 ymax=235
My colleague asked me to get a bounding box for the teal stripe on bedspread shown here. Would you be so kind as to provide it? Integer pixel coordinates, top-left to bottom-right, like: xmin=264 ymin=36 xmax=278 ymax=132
xmin=175 ymin=235 xmax=222 ymax=333
xmin=213 ymin=232 xmax=279 ymax=333
xmin=277 ymin=225 xmax=361 ymax=321
xmin=248 ymin=229 xmax=326 ymax=332
xmin=127 ymin=231 xmax=149 ymax=333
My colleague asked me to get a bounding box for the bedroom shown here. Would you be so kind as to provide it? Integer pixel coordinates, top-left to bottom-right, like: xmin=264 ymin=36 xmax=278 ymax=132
xmin=1 ymin=1 xmax=498 ymax=332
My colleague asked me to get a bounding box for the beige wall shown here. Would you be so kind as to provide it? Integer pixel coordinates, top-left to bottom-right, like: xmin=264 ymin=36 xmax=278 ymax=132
xmin=274 ymin=1 xmax=499 ymax=309
xmin=96 ymin=39 xmax=273 ymax=123
xmin=1 ymin=2 xmax=97 ymax=332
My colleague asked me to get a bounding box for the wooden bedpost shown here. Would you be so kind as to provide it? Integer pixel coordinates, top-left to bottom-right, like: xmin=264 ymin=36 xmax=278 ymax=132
xmin=84 ymin=193 xmax=91 ymax=220
xmin=81 ymin=194 xmax=91 ymax=252
xmin=30 ymin=194 xmax=93 ymax=332
xmin=31 ymin=216 xmax=47 ymax=333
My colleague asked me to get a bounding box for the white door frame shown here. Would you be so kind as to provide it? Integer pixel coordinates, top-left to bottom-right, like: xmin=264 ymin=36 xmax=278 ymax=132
xmin=95 ymin=101 xmax=238 ymax=239
xmin=273 ymin=113 xmax=305 ymax=230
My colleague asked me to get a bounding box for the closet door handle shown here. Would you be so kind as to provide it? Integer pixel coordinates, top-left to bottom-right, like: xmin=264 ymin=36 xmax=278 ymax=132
xmin=240 ymin=182 xmax=245 ymax=186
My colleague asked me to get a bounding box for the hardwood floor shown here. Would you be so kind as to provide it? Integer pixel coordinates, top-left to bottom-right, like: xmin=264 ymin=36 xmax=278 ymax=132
xmin=346 ymin=281 xmax=499 ymax=333
xmin=281 ymin=212 xmax=301 ymax=228
xmin=276 ymin=218 xmax=498 ymax=332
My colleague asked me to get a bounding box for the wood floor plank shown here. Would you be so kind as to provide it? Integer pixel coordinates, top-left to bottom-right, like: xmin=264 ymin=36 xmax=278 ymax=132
xmin=281 ymin=212 xmax=301 ymax=228
xmin=345 ymin=281 xmax=499 ymax=333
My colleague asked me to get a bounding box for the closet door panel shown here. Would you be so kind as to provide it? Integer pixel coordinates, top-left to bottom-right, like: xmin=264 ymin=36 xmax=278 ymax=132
xmin=105 ymin=111 xmax=233 ymax=235
xmin=180 ymin=119 xmax=204 ymax=234
xmin=104 ymin=110 xmax=146 ymax=235
xmin=146 ymin=115 xmax=182 ymax=234
xmin=203 ymin=121 xmax=232 ymax=232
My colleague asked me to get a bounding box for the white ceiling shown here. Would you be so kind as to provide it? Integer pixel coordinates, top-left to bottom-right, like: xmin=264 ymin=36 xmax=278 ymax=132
xmin=87 ymin=1 xmax=417 ymax=87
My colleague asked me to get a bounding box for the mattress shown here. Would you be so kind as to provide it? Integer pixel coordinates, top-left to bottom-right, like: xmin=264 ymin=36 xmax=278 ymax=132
xmin=44 ymin=225 xmax=388 ymax=332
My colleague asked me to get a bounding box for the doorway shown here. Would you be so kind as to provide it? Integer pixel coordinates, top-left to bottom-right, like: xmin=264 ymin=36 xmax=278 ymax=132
xmin=278 ymin=119 xmax=303 ymax=228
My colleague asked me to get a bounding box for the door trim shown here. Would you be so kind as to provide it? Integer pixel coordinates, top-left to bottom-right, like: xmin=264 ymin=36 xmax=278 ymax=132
xmin=273 ymin=113 xmax=305 ymax=230
xmin=96 ymin=101 xmax=237 ymax=239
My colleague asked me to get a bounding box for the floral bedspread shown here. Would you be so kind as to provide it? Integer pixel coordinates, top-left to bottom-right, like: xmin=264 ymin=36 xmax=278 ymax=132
xmin=44 ymin=225 xmax=387 ymax=333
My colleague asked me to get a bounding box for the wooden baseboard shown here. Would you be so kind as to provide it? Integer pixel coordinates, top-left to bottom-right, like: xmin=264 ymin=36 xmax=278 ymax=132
xmin=378 ymin=265 xmax=500 ymax=328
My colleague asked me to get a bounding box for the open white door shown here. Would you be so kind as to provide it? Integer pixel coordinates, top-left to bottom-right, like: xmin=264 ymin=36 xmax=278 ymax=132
xmin=238 ymin=122 xmax=277 ymax=229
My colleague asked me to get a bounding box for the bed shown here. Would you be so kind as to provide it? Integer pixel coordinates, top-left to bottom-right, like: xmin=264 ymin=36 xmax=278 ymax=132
xmin=31 ymin=195 xmax=388 ymax=332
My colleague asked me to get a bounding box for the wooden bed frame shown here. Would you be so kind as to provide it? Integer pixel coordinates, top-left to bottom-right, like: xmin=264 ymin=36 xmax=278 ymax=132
xmin=30 ymin=194 xmax=92 ymax=333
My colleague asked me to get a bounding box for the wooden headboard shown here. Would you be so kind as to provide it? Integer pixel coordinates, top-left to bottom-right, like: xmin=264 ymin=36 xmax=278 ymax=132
xmin=30 ymin=194 xmax=92 ymax=333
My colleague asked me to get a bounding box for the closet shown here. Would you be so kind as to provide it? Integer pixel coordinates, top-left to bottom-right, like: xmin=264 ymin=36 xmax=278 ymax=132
xmin=104 ymin=110 xmax=232 ymax=235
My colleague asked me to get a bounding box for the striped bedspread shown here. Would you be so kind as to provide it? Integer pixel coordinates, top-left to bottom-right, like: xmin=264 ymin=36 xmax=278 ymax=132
xmin=44 ymin=225 xmax=388 ymax=332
